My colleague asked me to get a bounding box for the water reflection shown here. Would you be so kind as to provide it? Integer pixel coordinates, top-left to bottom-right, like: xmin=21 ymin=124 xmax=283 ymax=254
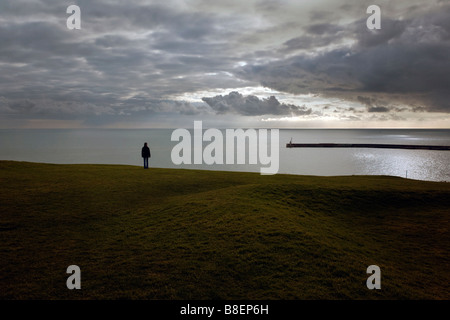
xmin=278 ymin=130 xmax=450 ymax=182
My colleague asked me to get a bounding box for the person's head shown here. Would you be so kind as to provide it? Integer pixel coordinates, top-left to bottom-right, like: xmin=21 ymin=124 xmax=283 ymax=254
xmin=144 ymin=142 xmax=148 ymax=147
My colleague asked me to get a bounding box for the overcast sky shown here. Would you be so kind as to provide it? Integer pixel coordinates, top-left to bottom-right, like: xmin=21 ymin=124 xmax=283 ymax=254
xmin=0 ymin=0 xmax=449 ymax=128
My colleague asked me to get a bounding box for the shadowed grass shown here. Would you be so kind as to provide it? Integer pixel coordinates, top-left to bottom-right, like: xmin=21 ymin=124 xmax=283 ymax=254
xmin=0 ymin=161 xmax=449 ymax=299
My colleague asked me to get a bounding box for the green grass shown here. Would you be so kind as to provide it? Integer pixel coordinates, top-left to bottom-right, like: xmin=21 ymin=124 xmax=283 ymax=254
xmin=0 ymin=161 xmax=449 ymax=299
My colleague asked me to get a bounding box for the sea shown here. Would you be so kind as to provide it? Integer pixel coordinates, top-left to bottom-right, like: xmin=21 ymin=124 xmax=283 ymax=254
xmin=0 ymin=129 xmax=449 ymax=182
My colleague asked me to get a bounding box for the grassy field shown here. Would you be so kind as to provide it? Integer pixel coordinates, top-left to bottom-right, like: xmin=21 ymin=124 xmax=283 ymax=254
xmin=0 ymin=161 xmax=449 ymax=299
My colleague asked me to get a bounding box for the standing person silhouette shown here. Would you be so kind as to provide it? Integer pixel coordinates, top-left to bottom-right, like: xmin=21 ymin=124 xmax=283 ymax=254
xmin=141 ymin=142 xmax=151 ymax=169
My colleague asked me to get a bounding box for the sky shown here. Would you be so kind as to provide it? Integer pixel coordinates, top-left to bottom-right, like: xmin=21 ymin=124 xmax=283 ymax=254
xmin=0 ymin=0 xmax=449 ymax=129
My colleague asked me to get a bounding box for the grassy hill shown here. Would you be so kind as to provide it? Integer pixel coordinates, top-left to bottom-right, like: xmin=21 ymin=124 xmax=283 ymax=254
xmin=0 ymin=161 xmax=449 ymax=299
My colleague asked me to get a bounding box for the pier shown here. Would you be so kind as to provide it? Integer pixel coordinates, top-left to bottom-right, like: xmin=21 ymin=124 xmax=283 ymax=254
xmin=286 ymin=143 xmax=450 ymax=151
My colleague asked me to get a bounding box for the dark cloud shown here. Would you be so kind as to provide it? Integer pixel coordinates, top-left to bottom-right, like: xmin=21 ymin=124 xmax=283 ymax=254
xmin=357 ymin=96 xmax=390 ymax=112
xmin=202 ymin=91 xmax=312 ymax=116
xmin=0 ymin=1 xmax=247 ymax=90
xmin=306 ymin=23 xmax=344 ymax=35
xmin=0 ymin=97 xmax=115 ymax=117
xmin=239 ymin=3 xmax=450 ymax=112
xmin=368 ymin=106 xmax=390 ymax=113
xmin=0 ymin=0 xmax=447 ymax=127
xmin=355 ymin=18 xmax=407 ymax=48
xmin=281 ymin=32 xmax=344 ymax=52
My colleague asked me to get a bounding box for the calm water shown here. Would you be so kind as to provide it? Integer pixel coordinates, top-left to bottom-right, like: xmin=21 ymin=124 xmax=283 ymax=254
xmin=0 ymin=129 xmax=449 ymax=182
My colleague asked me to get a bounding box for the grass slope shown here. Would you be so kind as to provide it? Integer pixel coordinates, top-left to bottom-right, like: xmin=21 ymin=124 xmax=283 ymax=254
xmin=0 ymin=161 xmax=449 ymax=299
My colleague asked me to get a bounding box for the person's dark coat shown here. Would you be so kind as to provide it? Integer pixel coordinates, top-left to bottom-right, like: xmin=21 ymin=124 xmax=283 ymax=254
xmin=142 ymin=145 xmax=151 ymax=158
